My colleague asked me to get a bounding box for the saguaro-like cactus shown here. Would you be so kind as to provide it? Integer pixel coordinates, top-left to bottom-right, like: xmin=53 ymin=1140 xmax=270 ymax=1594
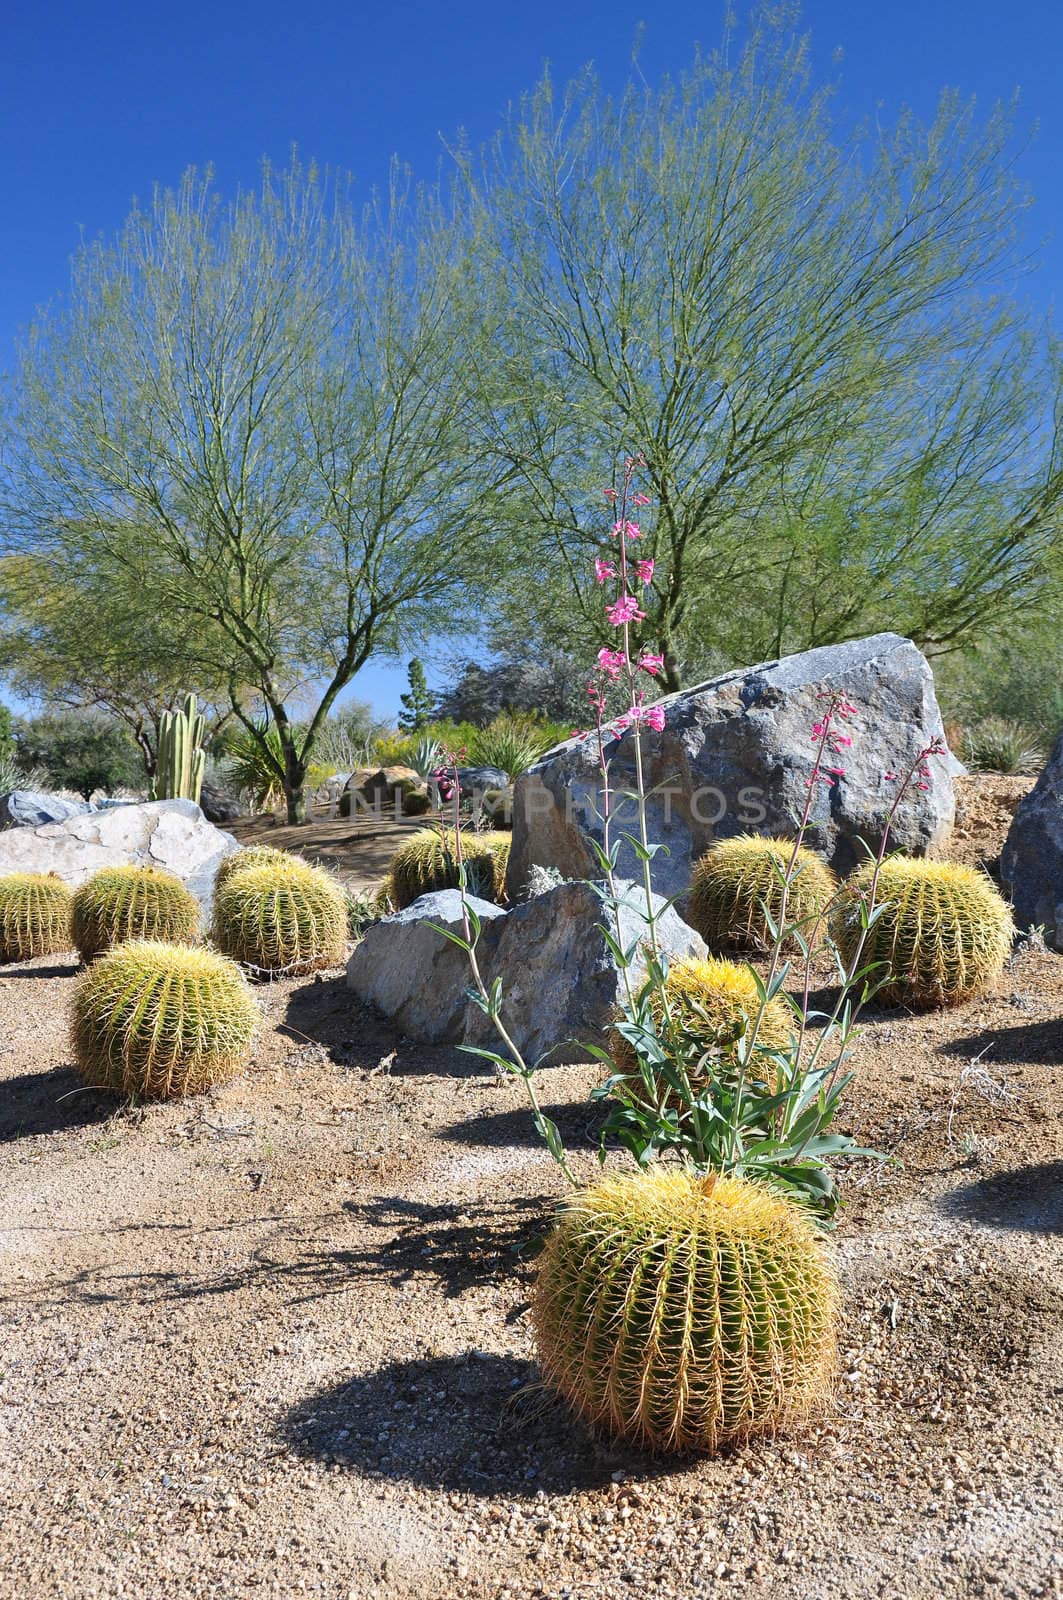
xmin=532 ymin=1169 xmax=838 ymax=1453
xmin=155 ymin=694 xmax=206 ymax=804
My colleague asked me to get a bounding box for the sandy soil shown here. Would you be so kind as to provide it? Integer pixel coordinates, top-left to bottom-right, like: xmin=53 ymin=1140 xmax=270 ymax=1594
xmin=1 ymin=776 xmax=1060 ymax=1600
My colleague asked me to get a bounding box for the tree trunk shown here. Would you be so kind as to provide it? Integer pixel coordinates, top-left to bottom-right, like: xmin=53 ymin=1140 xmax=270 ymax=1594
xmin=285 ymin=785 xmax=307 ymax=825
xmin=283 ymin=746 xmax=308 ymax=825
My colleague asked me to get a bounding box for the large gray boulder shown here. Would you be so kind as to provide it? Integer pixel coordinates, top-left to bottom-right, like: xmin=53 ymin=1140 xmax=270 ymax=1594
xmin=506 ymin=632 xmax=956 ymax=904
xmin=0 ymin=790 xmax=93 ymax=829
xmin=1000 ymin=734 xmax=1063 ymax=949
xmin=0 ymin=799 xmax=239 ymax=914
xmin=346 ymin=879 xmax=706 ymax=1063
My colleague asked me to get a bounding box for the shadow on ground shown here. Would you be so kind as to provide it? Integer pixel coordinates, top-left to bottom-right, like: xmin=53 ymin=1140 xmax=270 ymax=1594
xmin=939 ymin=1017 xmax=1063 ymax=1067
xmin=281 ymin=1351 xmax=671 ymax=1495
xmin=0 ymin=1066 xmax=118 ymax=1141
xmin=438 ymin=1100 xmax=604 ymax=1152
xmin=280 ymin=974 xmax=486 ymax=1078
xmin=937 ymin=1161 xmax=1063 ymax=1235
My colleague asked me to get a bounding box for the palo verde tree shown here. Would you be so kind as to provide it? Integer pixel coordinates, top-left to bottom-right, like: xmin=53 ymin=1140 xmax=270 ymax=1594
xmin=2 ymin=158 xmax=496 ymax=821
xmin=458 ymin=8 xmax=1063 ymax=687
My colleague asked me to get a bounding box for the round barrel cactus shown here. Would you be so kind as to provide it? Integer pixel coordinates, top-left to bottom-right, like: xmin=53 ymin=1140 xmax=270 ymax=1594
xmin=72 ymin=939 xmax=258 ymax=1099
xmin=71 ymin=865 xmax=201 ymax=961
xmin=212 ymin=859 xmax=347 ymax=975
xmin=533 ymin=1169 xmax=838 ymax=1453
xmin=214 ymin=845 xmax=302 ymax=892
xmin=610 ymin=956 xmax=793 ymax=1097
xmin=688 ymin=835 xmax=837 ymax=952
xmin=0 ymin=872 xmax=74 ymax=963
xmin=388 ymin=828 xmax=511 ymax=910
xmin=832 ymin=856 xmax=1015 ymax=1007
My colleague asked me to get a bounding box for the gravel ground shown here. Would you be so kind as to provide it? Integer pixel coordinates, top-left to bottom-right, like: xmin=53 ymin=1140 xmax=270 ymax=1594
xmin=1 ymin=774 xmax=1060 ymax=1599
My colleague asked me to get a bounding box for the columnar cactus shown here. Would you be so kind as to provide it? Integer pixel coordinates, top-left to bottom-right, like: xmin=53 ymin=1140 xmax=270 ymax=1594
xmin=388 ymin=828 xmax=511 ymax=910
xmin=610 ymin=956 xmax=793 ymax=1096
xmin=72 ymin=939 xmax=258 ymax=1098
xmin=212 ymin=859 xmax=347 ymax=974
xmin=155 ymin=694 xmax=207 ymax=804
xmin=532 ymin=1169 xmax=838 ymax=1453
xmin=71 ymin=866 xmax=201 ymax=961
xmin=0 ymin=873 xmax=74 ymax=963
xmin=832 ymin=856 xmax=1015 ymax=1007
xmin=688 ymin=835 xmax=837 ymax=952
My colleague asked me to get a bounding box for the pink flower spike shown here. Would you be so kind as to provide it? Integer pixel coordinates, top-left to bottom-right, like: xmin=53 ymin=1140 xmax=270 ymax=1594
xmin=644 ymin=704 xmax=666 ymax=732
xmin=631 ymin=492 xmax=651 ymax=507
xmin=594 ymin=557 xmax=617 ymax=585
xmin=611 ymin=520 xmax=642 ymax=540
xmin=605 ymin=595 xmax=645 ymax=627
xmin=597 ymin=646 xmax=625 ymax=679
xmin=603 ymin=488 xmax=617 ymax=501
xmin=634 ymin=558 xmax=655 ymax=585
xmin=637 ymin=651 xmax=665 ymax=676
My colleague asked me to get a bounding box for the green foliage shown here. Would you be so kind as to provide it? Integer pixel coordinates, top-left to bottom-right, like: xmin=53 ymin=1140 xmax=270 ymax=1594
xmin=72 ymin=939 xmax=258 ymax=1099
xmin=833 ymin=857 xmax=1015 ymax=1008
xmin=687 ymin=836 xmax=837 ymax=952
xmin=155 ymin=693 xmax=206 ymax=802
xmin=532 ymin=1169 xmax=838 ymax=1453
xmin=960 ymin=717 xmax=1048 ymax=775
xmin=398 ymin=658 xmax=435 ymax=731
xmin=212 ymin=859 xmax=348 ymax=975
xmin=468 ymin=714 xmax=566 ymax=781
xmin=222 ymin=722 xmax=287 ymax=811
xmin=388 ymin=827 xmax=510 ymax=910
xmin=0 ymin=704 xmax=12 ymax=754
xmin=71 ymin=866 xmax=201 ymax=961
xmin=0 ymin=873 xmax=74 ymax=962
xmin=15 ymin=710 xmax=142 ymax=801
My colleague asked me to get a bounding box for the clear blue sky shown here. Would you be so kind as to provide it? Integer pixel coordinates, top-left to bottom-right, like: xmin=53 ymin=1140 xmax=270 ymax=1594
xmin=3 ymin=0 xmax=1060 ymax=720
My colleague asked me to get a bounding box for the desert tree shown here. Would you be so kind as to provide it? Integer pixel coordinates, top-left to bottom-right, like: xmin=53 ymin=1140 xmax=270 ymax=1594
xmin=2 ymin=158 xmax=496 ymax=821
xmin=458 ymin=8 xmax=1063 ymax=686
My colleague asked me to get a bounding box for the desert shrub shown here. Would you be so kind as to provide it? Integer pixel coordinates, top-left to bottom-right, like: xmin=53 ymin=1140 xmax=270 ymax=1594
xmin=687 ymin=835 xmax=837 ymax=951
xmin=0 ymin=873 xmax=74 ymax=962
xmin=961 ymin=718 xmax=1047 ymax=775
xmin=71 ymin=865 xmax=200 ymax=961
xmin=0 ymin=750 xmax=50 ymax=795
xmin=468 ymin=714 xmax=566 ymax=781
xmin=609 ymin=956 xmax=792 ymax=1096
xmin=212 ymin=859 xmax=347 ymax=974
xmin=15 ymin=710 xmax=141 ymax=800
xmin=832 ymin=856 xmax=1015 ymax=1007
xmin=71 ymin=939 xmax=257 ymax=1098
xmin=388 ymin=828 xmax=511 ymax=909
xmin=532 ymin=1169 xmax=837 ymax=1453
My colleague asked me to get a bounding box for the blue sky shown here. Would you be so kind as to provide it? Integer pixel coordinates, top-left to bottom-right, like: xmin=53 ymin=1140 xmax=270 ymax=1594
xmin=3 ymin=0 xmax=1060 ymax=720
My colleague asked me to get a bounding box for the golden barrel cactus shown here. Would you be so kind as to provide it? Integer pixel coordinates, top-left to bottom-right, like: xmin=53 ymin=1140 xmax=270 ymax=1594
xmin=688 ymin=835 xmax=837 ymax=952
xmin=213 ymin=845 xmax=302 ymax=891
xmin=0 ymin=872 xmax=74 ymax=963
xmin=71 ymin=865 xmax=201 ymax=961
xmin=387 ymin=828 xmax=511 ymax=910
xmin=832 ymin=856 xmax=1015 ymax=1008
xmin=72 ymin=940 xmax=258 ymax=1099
xmin=532 ymin=1169 xmax=838 ymax=1454
xmin=610 ymin=956 xmax=792 ymax=1098
xmin=212 ymin=859 xmax=347 ymax=975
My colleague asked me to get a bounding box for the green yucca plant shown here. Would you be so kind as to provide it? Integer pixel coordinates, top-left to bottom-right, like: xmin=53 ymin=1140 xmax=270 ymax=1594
xmin=0 ymin=872 xmax=74 ymax=962
xmin=214 ymin=845 xmax=303 ymax=891
xmin=960 ymin=717 xmax=1047 ymax=776
xmin=469 ymin=715 xmax=564 ymax=782
xmin=72 ymin=939 xmax=258 ymax=1099
xmin=532 ymin=1169 xmax=838 ymax=1454
xmin=832 ymin=856 xmax=1015 ymax=1008
xmin=212 ymin=859 xmax=348 ymax=975
xmin=387 ymin=827 xmax=511 ymax=910
xmin=687 ymin=835 xmax=837 ymax=952
xmin=609 ymin=956 xmax=792 ymax=1097
xmin=71 ymin=866 xmax=201 ymax=961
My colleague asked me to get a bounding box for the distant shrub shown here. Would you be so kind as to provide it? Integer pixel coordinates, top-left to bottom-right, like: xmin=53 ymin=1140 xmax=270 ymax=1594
xmin=15 ymin=710 xmax=141 ymax=800
xmin=961 ymin=718 xmax=1047 ymax=775
xmin=468 ymin=714 xmax=566 ymax=781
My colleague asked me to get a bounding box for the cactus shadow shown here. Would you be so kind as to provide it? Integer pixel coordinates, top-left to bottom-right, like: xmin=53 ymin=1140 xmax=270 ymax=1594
xmin=280 ymin=1351 xmax=670 ymax=1494
xmin=437 ymin=1099 xmax=605 ymax=1151
xmin=938 ymin=1017 xmax=1063 ymax=1066
xmin=937 ymin=1162 xmax=1063 ymax=1235
xmin=0 ymin=1066 xmax=117 ymax=1141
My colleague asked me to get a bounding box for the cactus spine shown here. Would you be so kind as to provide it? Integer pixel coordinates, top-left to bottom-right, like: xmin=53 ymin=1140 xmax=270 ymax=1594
xmin=688 ymin=835 xmax=837 ymax=952
xmin=212 ymin=859 xmax=348 ymax=975
xmin=388 ymin=828 xmax=510 ymax=910
xmin=155 ymin=694 xmax=206 ymax=804
xmin=0 ymin=873 xmax=74 ymax=962
xmin=532 ymin=1169 xmax=838 ymax=1453
xmin=71 ymin=866 xmax=201 ymax=961
xmin=72 ymin=939 xmax=258 ymax=1099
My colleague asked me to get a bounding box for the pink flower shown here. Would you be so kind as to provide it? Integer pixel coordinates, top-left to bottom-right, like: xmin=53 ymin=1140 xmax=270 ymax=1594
xmin=884 ymin=771 xmax=898 ymax=782
xmin=637 ymin=651 xmax=664 ymax=676
xmin=597 ymin=646 xmax=625 ymax=679
xmin=611 ymin=520 xmax=642 ymax=540
xmin=594 ymin=557 xmax=617 ymax=585
xmin=605 ymin=594 xmax=645 ymax=627
xmin=603 ymin=488 xmax=617 ymax=501
xmin=825 ymin=766 xmax=846 ymax=777
xmin=644 ymin=704 xmax=666 ymax=732
xmin=634 ymin=558 xmax=655 ymax=585
xmin=631 ymin=492 xmax=651 ymax=507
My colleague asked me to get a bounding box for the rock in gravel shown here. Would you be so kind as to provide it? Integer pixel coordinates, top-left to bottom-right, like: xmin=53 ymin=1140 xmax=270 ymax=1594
xmin=347 ymin=879 xmax=706 ymax=1062
xmin=506 ymin=632 xmax=957 ymax=904
xmin=1000 ymin=731 xmax=1063 ymax=949
xmin=0 ymin=798 xmax=239 ymax=913
xmin=0 ymin=790 xmax=93 ymax=828
xmin=346 ymin=889 xmax=508 ymax=1043
xmin=340 ymin=766 xmax=431 ymax=818
xmin=198 ymin=781 xmax=244 ymax=824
